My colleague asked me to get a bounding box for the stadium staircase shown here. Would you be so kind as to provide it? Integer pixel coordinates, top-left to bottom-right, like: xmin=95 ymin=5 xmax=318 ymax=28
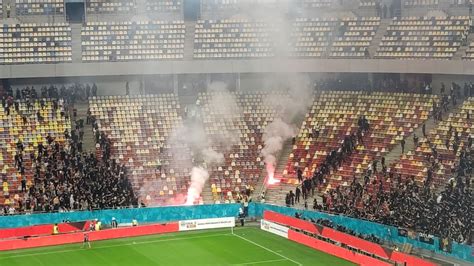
xmin=368 ymin=18 xmax=391 ymax=58
xmin=74 ymin=102 xmax=96 ymax=152
xmin=201 ymin=185 xmax=214 ymax=204
xmin=184 ymin=21 xmax=196 ymax=60
xmin=70 ymin=23 xmax=83 ymax=63
xmin=384 ymin=98 xmax=463 ymax=167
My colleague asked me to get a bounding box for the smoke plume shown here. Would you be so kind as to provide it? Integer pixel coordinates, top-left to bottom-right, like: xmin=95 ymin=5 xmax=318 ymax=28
xmin=261 ymin=74 xmax=314 ymax=182
xmin=166 ymin=82 xmax=241 ymax=205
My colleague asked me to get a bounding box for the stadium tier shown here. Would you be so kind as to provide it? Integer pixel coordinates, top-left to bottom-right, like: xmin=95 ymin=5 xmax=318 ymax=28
xmin=283 ymin=91 xmax=438 ymax=187
xmin=463 ymin=41 xmax=474 ymax=60
xmin=404 ymin=0 xmax=439 ymax=7
xmin=15 ymin=0 xmax=64 ymax=16
xmin=359 ymin=0 xmax=376 ymax=8
xmin=1 ymin=98 xmax=71 ymax=209
xmin=194 ymin=19 xmax=275 ymax=59
xmin=197 ymin=91 xmax=289 ymax=203
xmin=0 ymin=0 xmax=3 ymax=18
xmin=146 ymin=0 xmax=181 ymax=12
xmin=329 ymin=17 xmax=380 ymax=58
xmin=0 ymin=23 xmax=72 ymax=65
xmin=81 ymin=21 xmax=185 ymax=62
xmin=301 ymin=0 xmax=333 ymax=8
xmin=86 ymin=0 xmax=136 ymax=14
xmin=375 ymin=16 xmax=470 ymax=59
xmin=290 ymin=18 xmax=339 ymax=58
xmin=390 ymin=97 xmax=473 ymax=187
xmin=201 ymin=0 xmax=238 ymax=10
xmin=89 ymin=94 xmax=191 ymax=206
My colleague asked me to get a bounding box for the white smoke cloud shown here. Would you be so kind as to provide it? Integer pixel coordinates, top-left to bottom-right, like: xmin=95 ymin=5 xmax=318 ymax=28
xmin=185 ymin=166 xmax=210 ymax=205
xmin=261 ymin=74 xmax=314 ymax=181
xmin=166 ymin=82 xmax=242 ymax=205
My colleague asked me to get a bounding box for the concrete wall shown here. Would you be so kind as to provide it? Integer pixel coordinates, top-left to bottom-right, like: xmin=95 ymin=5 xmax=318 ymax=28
xmin=3 ymin=59 xmax=474 ymax=80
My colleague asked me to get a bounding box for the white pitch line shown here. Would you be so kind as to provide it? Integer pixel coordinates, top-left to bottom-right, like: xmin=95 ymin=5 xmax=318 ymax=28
xmin=232 ymin=258 xmax=287 ymax=265
xmin=0 ymin=233 xmax=232 ymax=260
xmin=232 ymin=233 xmax=303 ymax=266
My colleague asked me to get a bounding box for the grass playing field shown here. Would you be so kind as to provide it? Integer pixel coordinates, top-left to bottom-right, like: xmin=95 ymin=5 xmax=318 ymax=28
xmin=0 ymin=226 xmax=355 ymax=265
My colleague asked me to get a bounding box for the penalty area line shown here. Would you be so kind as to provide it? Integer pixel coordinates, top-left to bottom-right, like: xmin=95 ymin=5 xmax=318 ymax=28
xmin=232 ymin=233 xmax=303 ymax=266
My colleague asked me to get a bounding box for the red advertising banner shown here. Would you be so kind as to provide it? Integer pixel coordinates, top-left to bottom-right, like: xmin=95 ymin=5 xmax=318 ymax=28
xmin=263 ymin=211 xmax=437 ymax=266
xmin=0 ymin=223 xmax=84 ymax=240
xmin=288 ymin=229 xmax=392 ymax=266
xmin=0 ymin=223 xmax=179 ymax=251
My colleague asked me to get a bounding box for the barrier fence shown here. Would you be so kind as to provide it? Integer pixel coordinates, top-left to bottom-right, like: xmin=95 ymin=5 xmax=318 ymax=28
xmin=0 ymin=203 xmax=472 ymax=263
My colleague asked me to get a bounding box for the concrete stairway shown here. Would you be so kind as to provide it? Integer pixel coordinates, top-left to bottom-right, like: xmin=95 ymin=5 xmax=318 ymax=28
xmin=74 ymin=102 xmax=96 ymax=153
xmin=70 ymin=23 xmax=83 ymax=63
xmin=368 ymin=18 xmax=391 ymax=58
xmin=384 ymin=99 xmax=463 ymax=167
xmin=201 ymin=184 xmax=214 ymax=204
xmin=263 ymin=139 xmax=298 ymax=204
xmin=184 ymin=21 xmax=196 ymax=60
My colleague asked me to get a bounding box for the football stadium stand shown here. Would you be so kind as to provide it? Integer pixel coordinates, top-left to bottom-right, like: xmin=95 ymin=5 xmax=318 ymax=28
xmin=15 ymin=0 xmax=64 ymax=16
xmin=197 ymin=91 xmax=289 ymax=202
xmin=330 ymin=17 xmax=380 ymax=58
xmin=0 ymin=2 xmax=474 ymax=264
xmin=89 ymin=94 xmax=191 ymax=206
xmin=0 ymin=23 xmax=72 ymax=64
xmin=375 ymin=16 xmax=470 ymax=59
xmin=86 ymin=0 xmax=136 ymax=14
xmin=194 ymin=19 xmax=275 ymax=59
xmin=146 ymin=0 xmax=181 ymax=12
xmin=81 ymin=21 xmax=185 ymax=62
xmin=391 ymin=97 xmax=473 ymax=187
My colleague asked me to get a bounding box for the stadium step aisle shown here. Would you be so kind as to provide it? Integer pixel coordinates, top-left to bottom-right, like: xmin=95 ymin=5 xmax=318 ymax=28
xmin=367 ymin=18 xmax=391 ymax=58
xmin=384 ymin=98 xmax=463 ymax=167
xmin=74 ymin=102 xmax=96 ymax=152
xmin=184 ymin=21 xmax=196 ymax=61
xmin=70 ymin=23 xmax=83 ymax=63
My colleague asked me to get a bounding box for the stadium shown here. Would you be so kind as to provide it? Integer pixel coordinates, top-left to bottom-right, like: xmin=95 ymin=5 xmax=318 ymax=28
xmin=0 ymin=0 xmax=473 ymax=265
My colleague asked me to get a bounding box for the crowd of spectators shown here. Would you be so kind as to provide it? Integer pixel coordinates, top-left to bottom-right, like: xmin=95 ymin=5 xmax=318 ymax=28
xmin=286 ymin=116 xmax=370 ymax=207
xmin=1 ymin=84 xmax=137 ymax=215
xmin=284 ymin=83 xmax=473 ymax=245
xmin=309 ymin=216 xmax=383 ymax=244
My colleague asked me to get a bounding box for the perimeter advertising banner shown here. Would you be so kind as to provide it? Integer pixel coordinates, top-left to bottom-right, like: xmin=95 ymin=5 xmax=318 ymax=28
xmin=178 ymin=217 xmax=235 ymax=231
xmin=260 ymin=219 xmax=289 ymax=238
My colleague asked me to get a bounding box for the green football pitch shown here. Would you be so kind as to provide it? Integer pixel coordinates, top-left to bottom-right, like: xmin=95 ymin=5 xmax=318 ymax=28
xmin=0 ymin=226 xmax=355 ymax=266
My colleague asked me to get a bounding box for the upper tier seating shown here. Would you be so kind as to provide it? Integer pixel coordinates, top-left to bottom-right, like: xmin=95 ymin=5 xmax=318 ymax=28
xmin=81 ymin=21 xmax=185 ymax=62
xmin=359 ymin=0 xmax=376 ymax=8
xmin=462 ymin=42 xmax=474 ymax=60
xmin=0 ymin=99 xmax=71 ymax=208
xmin=0 ymin=1 xmax=3 ymax=18
xmin=283 ymin=91 xmax=438 ymax=188
xmin=290 ymin=18 xmax=339 ymax=58
xmin=404 ymin=0 xmax=439 ymax=7
xmin=198 ymin=91 xmax=290 ymax=202
xmin=390 ymin=98 xmax=473 ymax=187
xmin=201 ymin=0 xmax=238 ymax=10
xmin=146 ymin=0 xmax=181 ymax=12
xmin=16 ymin=0 xmax=64 ymax=16
xmin=86 ymin=0 xmax=136 ymax=14
xmin=194 ymin=19 xmax=275 ymax=59
xmin=0 ymin=23 xmax=72 ymax=65
xmin=300 ymin=0 xmax=332 ymax=8
xmin=290 ymin=17 xmax=380 ymax=58
xmin=89 ymin=94 xmax=191 ymax=206
xmin=330 ymin=17 xmax=380 ymax=58
xmin=376 ymin=16 xmax=470 ymax=60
